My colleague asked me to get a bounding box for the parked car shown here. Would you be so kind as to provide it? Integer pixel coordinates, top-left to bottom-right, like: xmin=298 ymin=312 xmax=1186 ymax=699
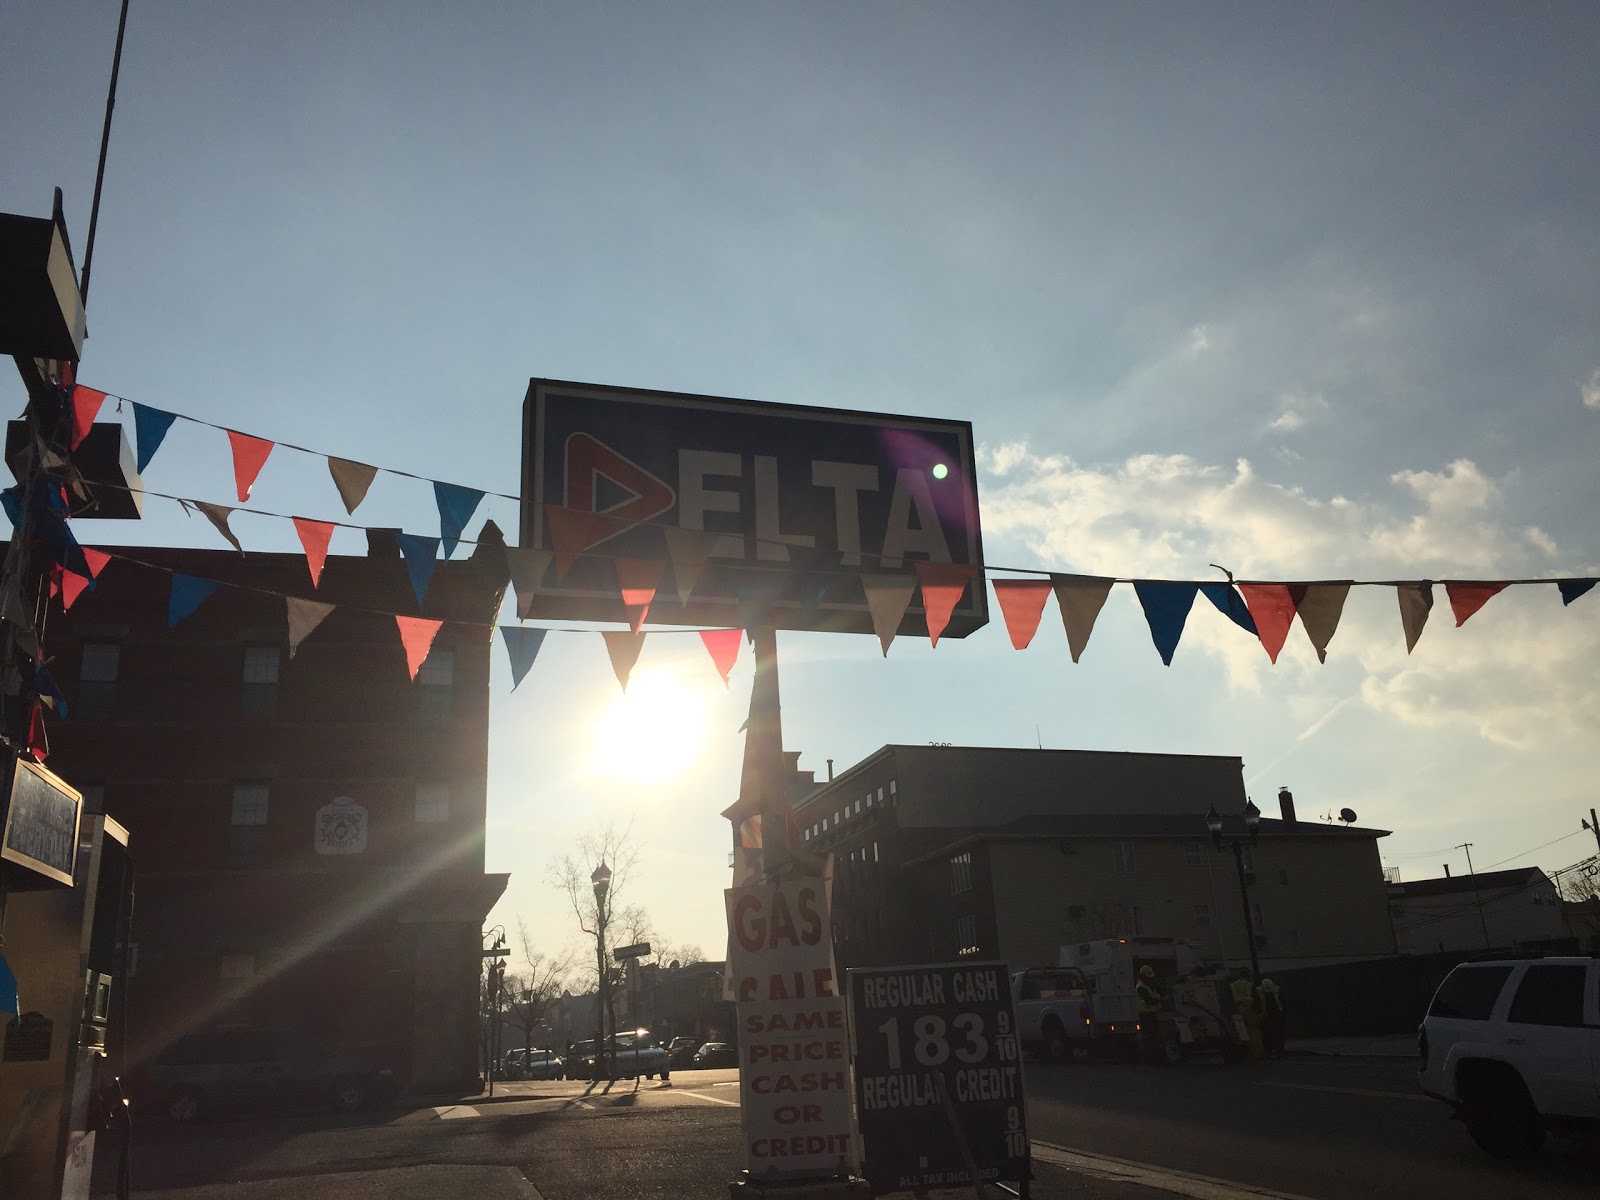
xmin=692 ymin=1041 xmax=739 ymax=1069
xmin=668 ymin=1037 xmax=701 ymax=1069
xmin=133 ymin=1029 xmax=399 ymax=1123
xmin=569 ymin=1030 xmax=671 ymax=1079
xmin=501 ymin=1048 xmax=565 ymax=1080
xmin=1418 ymin=956 xmax=1600 ymax=1159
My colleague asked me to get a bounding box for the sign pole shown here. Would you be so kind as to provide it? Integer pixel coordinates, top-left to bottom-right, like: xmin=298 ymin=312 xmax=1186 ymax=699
xmin=747 ymin=624 xmax=789 ymax=883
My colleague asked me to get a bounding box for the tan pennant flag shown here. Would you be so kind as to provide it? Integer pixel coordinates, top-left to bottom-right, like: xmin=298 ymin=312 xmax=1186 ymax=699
xmin=1050 ymin=574 xmax=1114 ymax=663
xmin=506 ymin=547 xmax=554 ymax=618
xmin=195 ymin=501 xmax=245 ymax=554
xmin=602 ymin=630 xmax=647 ymax=692
xmin=1292 ymin=583 xmax=1350 ymax=663
xmin=665 ymin=526 xmax=713 ymax=604
xmin=328 ymin=457 xmax=379 ymax=514
xmin=863 ymin=574 xmax=917 ymax=656
xmin=1396 ymin=582 xmax=1433 ymax=654
xmin=285 ymin=596 xmax=335 ymax=659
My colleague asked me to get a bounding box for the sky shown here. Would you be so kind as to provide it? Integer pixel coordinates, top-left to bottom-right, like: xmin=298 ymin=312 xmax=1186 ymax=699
xmin=5 ymin=2 xmax=1599 ymax=973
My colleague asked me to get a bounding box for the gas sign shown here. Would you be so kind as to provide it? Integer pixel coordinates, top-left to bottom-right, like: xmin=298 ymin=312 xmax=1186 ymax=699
xmin=521 ymin=379 xmax=986 ymax=637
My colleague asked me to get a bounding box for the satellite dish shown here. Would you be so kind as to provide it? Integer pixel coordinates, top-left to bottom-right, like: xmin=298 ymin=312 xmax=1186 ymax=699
xmin=668 ymin=959 xmax=681 ymax=970
xmin=1339 ymin=808 xmax=1358 ymax=825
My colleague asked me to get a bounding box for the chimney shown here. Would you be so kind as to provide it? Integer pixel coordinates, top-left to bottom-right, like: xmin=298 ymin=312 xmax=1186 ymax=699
xmin=1444 ymin=864 xmax=1451 ymax=878
xmin=826 ymin=758 xmax=834 ymax=781
xmin=366 ymin=528 xmax=401 ymax=559
xmin=1277 ymin=787 xmax=1297 ymax=824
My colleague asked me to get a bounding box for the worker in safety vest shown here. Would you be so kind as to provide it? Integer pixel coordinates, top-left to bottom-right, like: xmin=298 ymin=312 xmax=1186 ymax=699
xmin=1258 ymin=977 xmax=1285 ymax=1058
xmin=1135 ymin=965 xmax=1164 ymax=1062
xmin=1230 ymin=968 xmax=1263 ymax=1059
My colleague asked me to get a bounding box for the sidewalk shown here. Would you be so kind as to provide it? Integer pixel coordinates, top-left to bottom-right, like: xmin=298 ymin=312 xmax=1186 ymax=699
xmin=1285 ymin=1033 xmax=1416 ymax=1058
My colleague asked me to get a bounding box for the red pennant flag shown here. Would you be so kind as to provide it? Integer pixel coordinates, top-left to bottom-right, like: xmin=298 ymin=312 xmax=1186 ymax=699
xmin=227 ymin=431 xmax=275 ymax=502
xmin=546 ymin=505 xmax=631 ymax=580
xmin=1446 ymin=582 xmax=1508 ymax=627
xmin=915 ymin=562 xmax=975 ymax=647
xmin=49 ymin=565 xmax=61 ymax=600
xmin=699 ymin=629 xmax=743 ymax=687
xmin=293 ymin=518 xmax=336 ymax=588
xmin=1239 ymin=583 xmax=1298 ymax=664
xmin=60 ymin=570 xmax=92 ymax=610
xmin=70 ymin=386 xmax=108 ymax=450
xmin=991 ymin=579 xmax=1052 ymax=649
xmin=81 ymin=547 xmax=111 ymax=579
xmin=27 ymin=701 xmax=48 ymax=761
xmin=395 ymin=616 xmax=443 ymax=680
xmin=614 ymin=558 xmax=665 ymax=632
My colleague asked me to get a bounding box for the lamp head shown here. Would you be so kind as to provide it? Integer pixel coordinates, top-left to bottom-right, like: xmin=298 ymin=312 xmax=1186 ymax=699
xmin=1243 ymin=799 xmax=1261 ymax=840
xmin=591 ymin=860 xmax=613 ymax=901
xmin=1204 ymin=805 xmax=1223 ymax=848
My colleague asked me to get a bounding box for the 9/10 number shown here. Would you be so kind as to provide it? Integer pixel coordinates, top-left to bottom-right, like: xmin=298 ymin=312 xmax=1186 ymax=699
xmin=876 ymin=1013 xmax=989 ymax=1069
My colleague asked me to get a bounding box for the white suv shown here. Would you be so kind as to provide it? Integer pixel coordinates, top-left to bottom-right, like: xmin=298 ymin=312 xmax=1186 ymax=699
xmin=1418 ymin=957 xmax=1599 ymax=1159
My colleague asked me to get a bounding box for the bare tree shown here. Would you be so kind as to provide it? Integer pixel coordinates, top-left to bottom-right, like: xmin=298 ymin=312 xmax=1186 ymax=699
xmin=550 ymin=823 xmax=642 ymax=1077
xmin=502 ymin=921 xmax=577 ymax=1061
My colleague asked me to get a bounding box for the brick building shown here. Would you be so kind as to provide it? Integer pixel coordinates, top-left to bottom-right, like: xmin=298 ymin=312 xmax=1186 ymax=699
xmin=796 ymin=745 xmax=1395 ymax=975
xmin=44 ymin=535 xmax=507 ymax=1091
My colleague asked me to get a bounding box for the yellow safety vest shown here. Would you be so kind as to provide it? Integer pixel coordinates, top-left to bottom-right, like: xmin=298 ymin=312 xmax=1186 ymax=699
xmin=1231 ymin=978 xmax=1255 ymax=1009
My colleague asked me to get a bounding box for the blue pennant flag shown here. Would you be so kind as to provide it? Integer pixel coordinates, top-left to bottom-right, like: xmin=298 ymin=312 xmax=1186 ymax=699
xmin=168 ymin=573 xmax=221 ymax=628
xmin=1559 ymin=579 xmax=1596 ymax=606
xmin=0 ymin=949 xmax=17 ymax=1019
xmin=434 ymin=482 xmax=484 ymax=559
xmin=1200 ymin=583 xmax=1258 ymax=634
xmin=500 ymin=627 xmax=547 ymax=691
xmin=396 ymin=533 xmax=440 ymax=609
xmin=1134 ymin=581 xmax=1198 ymax=666
xmin=33 ymin=666 xmax=68 ymax=718
xmin=132 ymin=403 xmax=178 ymax=473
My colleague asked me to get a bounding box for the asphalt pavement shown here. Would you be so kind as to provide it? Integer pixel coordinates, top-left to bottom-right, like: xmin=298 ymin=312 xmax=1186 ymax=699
xmin=122 ymin=1060 xmax=1600 ymax=1200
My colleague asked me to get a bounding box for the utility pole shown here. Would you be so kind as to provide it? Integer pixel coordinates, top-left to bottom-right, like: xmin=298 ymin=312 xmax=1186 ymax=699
xmin=1460 ymin=843 xmax=1491 ymax=950
xmin=1583 ymin=809 xmax=1600 ymax=859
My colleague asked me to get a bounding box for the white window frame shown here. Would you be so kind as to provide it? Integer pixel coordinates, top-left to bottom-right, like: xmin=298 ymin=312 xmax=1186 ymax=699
xmin=414 ymin=782 xmax=450 ymax=823
xmin=231 ymin=783 xmax=270 ymax=826
xmin=1193 ymin=903 xmax=1212 ymax=928
xmin=80 ymin=641 xmax=120 ymax=681
xmin=242 ymin=644 xmax=281 ymax=684
xmin=1111 ymin=841 xmax=1136 ymax=874
xmin=1183 ymin=840 xmax=1205 ymax=867
xmin=950 ymin=851 xmax=974 ymax=894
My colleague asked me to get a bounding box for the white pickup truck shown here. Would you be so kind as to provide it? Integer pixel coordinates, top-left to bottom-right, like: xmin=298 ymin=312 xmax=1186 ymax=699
xmin=1418 ymin=956 xmax=1600 ymax=1159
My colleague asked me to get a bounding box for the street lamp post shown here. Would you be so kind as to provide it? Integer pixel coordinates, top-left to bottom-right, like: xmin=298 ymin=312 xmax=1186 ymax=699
xmin=482 ymin=924 xmax=508 ymax=1097
xmin=591 ymin=861 xmax=612 ymax=1080
xmin=1205 ymin=801 xmax=1262 ymax=983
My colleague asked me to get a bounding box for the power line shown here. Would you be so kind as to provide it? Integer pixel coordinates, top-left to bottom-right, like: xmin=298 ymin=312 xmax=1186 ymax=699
xmin=1480 ymin=830 xmax=1585 ymax=872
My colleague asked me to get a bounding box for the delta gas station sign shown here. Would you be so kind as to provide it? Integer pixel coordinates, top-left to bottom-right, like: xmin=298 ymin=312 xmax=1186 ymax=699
xmin=521 ymin=378 xmax=986 ymax=638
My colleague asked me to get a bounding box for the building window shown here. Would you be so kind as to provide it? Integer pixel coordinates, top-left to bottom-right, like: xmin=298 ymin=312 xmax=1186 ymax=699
xmin=76 ymin=640 xmax=120 ymax=722
xmin=954 ymin=914 xmax=978 ymax=955
xmin=1193 ymin=904 xmax=1212 ymax=928
xmin=803 ymin=827 xmax=811 ymax=842
xmin=241 ymin=644 xmax=281 ymax=718
xmin=855 ymin=799 xmax=862 ymax=816
xmin=873 ymin=841 xmax=879 ymax=863
xmin=229 ymin=783 xmax=270 ymax=869
xmin=414 ymin=782 xmax=449 ymax=823
xmin=866 ymin=791 xmax=874 ymax=808
xmin=821 ymin=817 xmax=829 ymax=831
xmin=1111 ymin=841 xmax=1136 ymax=874
xmin=889 ymin=780 xmax=897 ymax=804
xmin=950 ymin=851 xmax=974 ymax=894
xmin=835 ymin=810 xmax=842 ymax=825
xmin=418 ymin=648 xmax=455 ymax=720
xmin=1183 ymin=840 xmax=1205 ymax=867
xmin=219 ymin=954 xmax=256 ymax=980
xmin=1251 ymin=901 xmax=1266 ymax=934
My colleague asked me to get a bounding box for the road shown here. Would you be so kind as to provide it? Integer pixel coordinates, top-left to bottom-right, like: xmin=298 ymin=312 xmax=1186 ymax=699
xmin=126 ymin=1060 xmax=1599 ymax=1200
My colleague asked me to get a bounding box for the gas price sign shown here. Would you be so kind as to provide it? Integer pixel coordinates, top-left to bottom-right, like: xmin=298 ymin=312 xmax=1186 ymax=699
xmin=847 ymin=962 xmax=1028 ymax=1195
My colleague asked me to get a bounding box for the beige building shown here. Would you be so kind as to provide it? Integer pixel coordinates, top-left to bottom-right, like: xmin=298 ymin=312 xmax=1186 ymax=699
xmin=1389 ymin=866 xmax=1568 ymax=955
xmin=797 ymin=745 xmax=1395 ymax=975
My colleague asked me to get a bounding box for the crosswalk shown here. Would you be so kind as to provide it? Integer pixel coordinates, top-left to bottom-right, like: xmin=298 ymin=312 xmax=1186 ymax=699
xmin=428 ymin=1080 xmax=742 ymax=1121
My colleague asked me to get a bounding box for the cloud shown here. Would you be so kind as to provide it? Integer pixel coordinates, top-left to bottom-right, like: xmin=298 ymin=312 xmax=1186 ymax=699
xmin=1583 ymin=368 xmax=1600 ymax=410
xmin=1267 ymin=390 xmax=1330 ymax=434
xmin=1187 ymin=324 xmax=1211 ymax=354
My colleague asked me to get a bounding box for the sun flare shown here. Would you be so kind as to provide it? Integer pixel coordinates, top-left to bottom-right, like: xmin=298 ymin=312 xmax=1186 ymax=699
xmin=591 ymin=669 xmax=709 ymax=784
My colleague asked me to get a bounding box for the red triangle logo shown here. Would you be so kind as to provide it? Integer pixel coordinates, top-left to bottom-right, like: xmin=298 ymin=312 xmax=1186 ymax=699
xmin=563 ymin=433 xmax=677 ymax=536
